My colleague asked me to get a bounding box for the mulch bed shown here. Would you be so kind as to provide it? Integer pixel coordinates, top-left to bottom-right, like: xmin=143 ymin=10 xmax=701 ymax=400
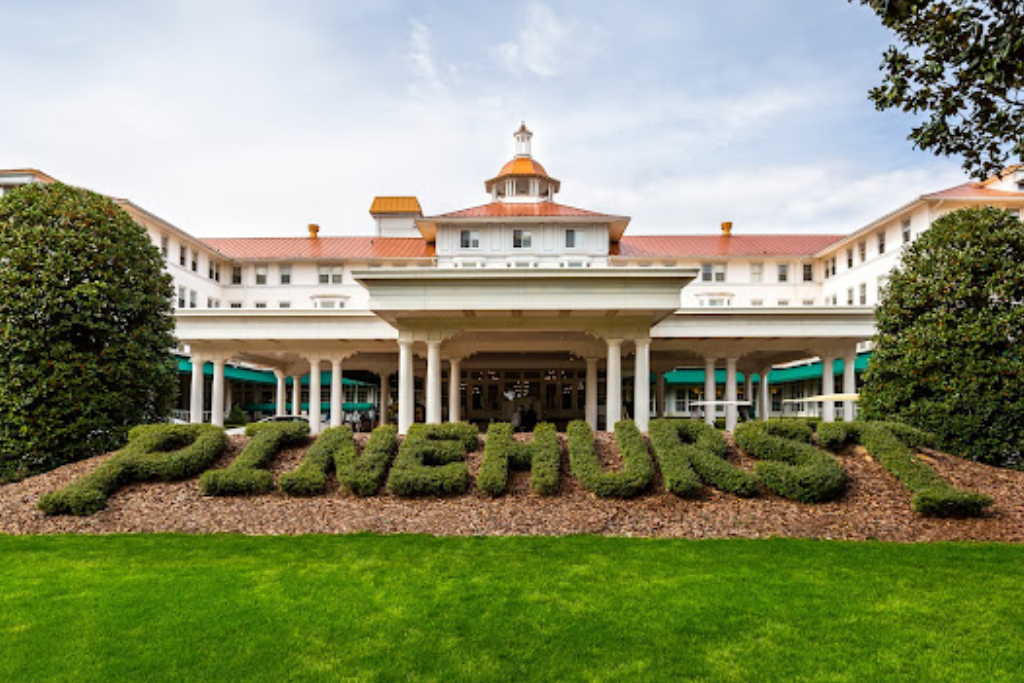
xmin=2 ymin=432 xmax=1023 ymax=541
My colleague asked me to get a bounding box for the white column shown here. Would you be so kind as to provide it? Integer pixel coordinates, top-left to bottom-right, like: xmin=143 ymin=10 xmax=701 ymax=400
xmin=725 ymin=357 xmax=739 ymax=432
xmin=843 ymin=350 xmax=858 ymax=422
xmin=759 ymin=366 xmax=772 ymax=421
xmin=743 ymin=373 xmax=753 ymax=415
xmin=189 ymin=354 xmax=205 ymax=424
xmin=398 ymin=340 xmax=414 ymax=435
xmin=211 ymin=358 xmax=226 ymax=427
xmin=634 ymin=339 xmax=651 ymax=432
xmin=274 ymin=370 xmax=287 ymax=415
xmin=224 ymin=380 xmax=233 ymax=415
xmin=606 ymin=339 xmax=622 ymax=428
xmin=821 ymin=355 xmax=836 ymax=423
xmin=291 ymin=375 xmax=301 ymax=417
xmin=704 ymin=357 xmax=717 ymax=426
xmin=426 ymin=341 xmax=441 ymax=424
xmin=448 ymin=358 xmax=462 ymax=423
xmin=656 ymin=374 xmax=666 ymax=418
xmin=330 ymin=358 xmax=343 ymax=428
xmin=585 ymin=357 xmax=599 ymax=430
xmin=308 ymin=357 xmax=322 ymax=435
xmin=378 ymin=371 xmax=390 ymax=427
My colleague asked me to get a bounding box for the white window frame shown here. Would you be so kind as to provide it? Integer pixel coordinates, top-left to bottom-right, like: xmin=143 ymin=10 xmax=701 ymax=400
xmin=460 ymin=230 xmax=480 ymax=249
xmin=280 ymin=264 xmax=292 ymax=285
xmin=777 ymin=263 xmax=789 ymax=283
xmin=750 ymin=262 xmax=763 ymax=283
xmin=255 ymin=266 xmax=268 ymax=285
xmin=513 ymin=229 xmax=533 ymax=249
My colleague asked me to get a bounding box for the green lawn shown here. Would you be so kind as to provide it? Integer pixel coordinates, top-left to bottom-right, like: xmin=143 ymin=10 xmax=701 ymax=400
xmin=1 ymin=535 xmax=1022 ymax=682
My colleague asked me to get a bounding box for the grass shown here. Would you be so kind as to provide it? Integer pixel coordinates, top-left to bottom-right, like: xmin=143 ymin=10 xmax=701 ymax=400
xmin=1 ymin=535 xmax=1023 ymax=682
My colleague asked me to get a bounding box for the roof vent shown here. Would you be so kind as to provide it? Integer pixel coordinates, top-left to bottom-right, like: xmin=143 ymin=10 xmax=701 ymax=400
xmin=308 ymin=223 xmax=320 ymax=239
xmin=721 ymin=221 xmax=733 ymax=237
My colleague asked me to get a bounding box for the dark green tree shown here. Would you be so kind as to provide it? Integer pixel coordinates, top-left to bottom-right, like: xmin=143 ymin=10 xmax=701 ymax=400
xmin=0 ymin=183 xmax=178 ymax=481
xmin=856 ymin=0 xmax=1024 ymax=179
xmin=861 ymin=206 xmax=1024 ymax=466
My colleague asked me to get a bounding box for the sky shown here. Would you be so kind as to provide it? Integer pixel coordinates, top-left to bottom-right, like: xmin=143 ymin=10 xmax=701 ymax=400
xmin=0 ymin=0 xmax=969 ymax=238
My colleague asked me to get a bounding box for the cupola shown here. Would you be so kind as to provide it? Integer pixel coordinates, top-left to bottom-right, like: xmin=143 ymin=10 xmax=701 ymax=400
xmin=484 ymin=123 xmax=561 ymax=204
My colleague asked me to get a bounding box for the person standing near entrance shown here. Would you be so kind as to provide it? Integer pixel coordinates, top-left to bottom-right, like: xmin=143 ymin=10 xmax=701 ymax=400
xmin=511 ymin=406 xmax=523 ymax=432
xmin=524 ymin=404 xmax=538 ymax=432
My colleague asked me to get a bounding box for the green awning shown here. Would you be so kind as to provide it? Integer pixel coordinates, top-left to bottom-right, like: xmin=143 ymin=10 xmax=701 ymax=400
xmin=664 ymin=352 xmax=872 ymax=385
xmin=242 ymin=402 xmax=376 ymax=413
xmin=177 ymin=358 xmax=373 ymax=387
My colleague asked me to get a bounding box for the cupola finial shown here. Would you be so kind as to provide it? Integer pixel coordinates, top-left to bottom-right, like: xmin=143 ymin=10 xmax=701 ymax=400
xmin=514 ymin=122 xmax=533 ymax=157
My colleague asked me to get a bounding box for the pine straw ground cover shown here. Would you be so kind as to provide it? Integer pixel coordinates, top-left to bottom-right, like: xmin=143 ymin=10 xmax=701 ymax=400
xmin=2 ymin=432 xmax=1024 ymax=541
xmin=2 ymin=535 xmax=1024 ymax=683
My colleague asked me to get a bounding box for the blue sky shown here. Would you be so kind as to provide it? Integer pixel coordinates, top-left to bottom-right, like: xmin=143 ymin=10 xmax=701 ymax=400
xmin=0 ymin=0 xmax=967 ymax=238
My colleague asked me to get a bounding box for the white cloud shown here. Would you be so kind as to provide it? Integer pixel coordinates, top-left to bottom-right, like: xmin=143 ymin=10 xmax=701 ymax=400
xmin=406 ymin=19 xmax=447 ymax=96
xmin=492 ymin=3 xmax=600 ymax=77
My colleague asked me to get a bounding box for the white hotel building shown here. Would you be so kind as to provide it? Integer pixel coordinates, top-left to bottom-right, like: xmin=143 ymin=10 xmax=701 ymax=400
xmin=3 ymin=125 xmax=1024 ymax=434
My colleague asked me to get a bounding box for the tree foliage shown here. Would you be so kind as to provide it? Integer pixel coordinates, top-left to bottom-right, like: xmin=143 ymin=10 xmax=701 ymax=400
xmin=0 ymin=183 xmax=178 ymax=481
xmin=857 ymin=0 xmax=1024 ymax=179
xmin=861 ymin=206 xmax=1024 ymax=466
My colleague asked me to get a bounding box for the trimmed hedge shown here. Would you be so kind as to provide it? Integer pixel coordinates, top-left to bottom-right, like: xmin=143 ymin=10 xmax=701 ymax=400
xmin=387 ymin=423 xmax=478 ymax=497
xmin=38 ymin=424 xmax=227 ymax=516
xmin=818 ymin=421 xmax=992 ymax=517
xmin=566 ymin=420 xmax=653 ymax=498
xmin=200 ymin=422 xmax=309 ymax=496
xmin=337 ymin=425 xmax=398 ymax=496
xmin=278 ymin=426 xmax=352 ymax=497
xmin=478 ymin=422 xmax=560 ymax=496
xmin=733 ymin=421 xmax=846 ymax=503
xmin=648 ymin=419 xmax=759 ymax=497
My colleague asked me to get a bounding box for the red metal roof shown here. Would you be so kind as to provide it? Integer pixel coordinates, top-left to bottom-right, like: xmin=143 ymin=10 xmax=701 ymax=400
xmin=430 ymin=201 xmax=616 ymax=220
xmin=923 ymin=181 xmax=1024 ymax=200
xmin=199 ymin=237 xmax=435 ymax=260
xmin=614 ymin=235 xmax=845 ymax=258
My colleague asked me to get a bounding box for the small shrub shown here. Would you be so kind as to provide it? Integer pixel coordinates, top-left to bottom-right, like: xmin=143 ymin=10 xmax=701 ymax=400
xmin=200 ymin=422 xmax=308 ymax=496
xmin=38 ymin=424 xmax=226 ymax=516
xmin=648 ymin=419 xmax=758 ymax=497
xmin=226 ymin=405 xmax=247 ymax=427
xmin=337 ymin=424 xmax=398 ymax=496
xmin=387 ymin=423 xmax=478 ymax=497
xmin=734 ymin=422 xmax=846 ymax=503
xmin=819 ymin=421 xmax=991 ymax=517
xmin=478 ymin=423 xmax=560 ymax=496
xmin=567 ymin=420 xmax=653 ymax=498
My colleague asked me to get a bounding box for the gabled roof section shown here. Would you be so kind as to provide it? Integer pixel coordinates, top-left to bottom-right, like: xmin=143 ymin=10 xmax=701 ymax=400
xmin=0 ymin=168 xmax=61 ymax=184
xmin=369 ymin=196 xmax=422 ymax=215
xmin=431 ymin=201 xmax=616 ymax=220
xmin=614 ymin=235 xmax=845 ymax=258
xmin=199 ymin=236 xmax=435 ymax=261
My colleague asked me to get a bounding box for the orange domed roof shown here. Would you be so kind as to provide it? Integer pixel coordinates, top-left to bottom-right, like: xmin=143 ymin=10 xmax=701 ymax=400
xmin=496 ymin=157 xmax=550 ymax=178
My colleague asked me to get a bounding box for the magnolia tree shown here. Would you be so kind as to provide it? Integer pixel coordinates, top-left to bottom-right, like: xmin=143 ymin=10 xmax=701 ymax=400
xmin=861 ymin=206 xmax=1024 ymax=466
xmin=0 ymin=183 xmax=178 ymax=482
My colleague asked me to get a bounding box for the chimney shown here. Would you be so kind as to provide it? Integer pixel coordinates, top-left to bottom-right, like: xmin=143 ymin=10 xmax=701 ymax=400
xmin=721 ymin=221 xmax=733 ymax=237
xmin=308 ymin=223 xmax=320 ymax=239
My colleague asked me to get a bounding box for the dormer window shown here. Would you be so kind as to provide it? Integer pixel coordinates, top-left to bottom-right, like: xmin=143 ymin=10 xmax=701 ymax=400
xmin=513 ymin=230 xmax=532 ymax=249
xmin=460 ymin=230 xmax=480 ymax=249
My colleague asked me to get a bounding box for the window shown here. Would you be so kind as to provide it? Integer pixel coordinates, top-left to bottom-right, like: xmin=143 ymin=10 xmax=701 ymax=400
xmin=279 ymin=301 xmax=291 ymax=309
xmin=701 ymin=263 xmax=726 ymax=282
xmin=777 ymin=299 xmax=790 ymax=307
xmin=231 ymin=266 xmax=242 ymax=285
xmin=847 ymin=288 xmax=854 ymax=306
xmin=206 ymin=297 xmax=213 ymax=308
xmin=229 ymin=302 xmax=242 ymax=309
xmin=460 ymin=230 xmax=479 ymax=249
xmin=777 ymin=264 xmax=789 ymax=283
xmin=802 ymin=263 xmax=814 ymax=282
xmin=751 ymin=299 xmax=764 ymax=307
xmin=160 ymin=235 xmax=169 ymax=258
xmin=802 ymin=299 xmax=815 ymax=306
xmin=189 ymin=290 xmax=197 ymax=309
xmin=177 ymin=286 xmax=186 ymax=308
xmin=859 ymin=283 xmax=867 ymax=305
xmin=318 ymin=266 xmax=343 ymax=284
xmin=846 ymin=248 xmax=854 ymax=268
xmin=702 ymin=297 xmax=730 ymax=307
xmin=1009 ymin=209 xmax=1021 ymax=220
xmin=212 ymin=262 xmax=221 ymax=282
xmin=179 ymin=246 xmax=187 ymax=267
xmin=878 ymin=230 xmax=886 ymax=254
xmin=254 ymin=302 xmax=267 ymax=309
xmin=279 ymin=264 xmax=291 ymax=285
xmin=513 ymin=230 xmax=532 ymax=249
xmin=255 ymin=266 xmax=268 ymax=285
xmin=565 ymin=229 xmax=581 ymax=249
xmin=902 ymin=219 xmax=911 ymax=244
xmin=750 ymin=263 xmax=763 ymax=283
xmin=859 ymin=241 xmax=866 ymax=262
xmin=314 ymin=298 xmax=345 ymax=309
xmin=191 ymin=250 xmax=198 ymax=272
